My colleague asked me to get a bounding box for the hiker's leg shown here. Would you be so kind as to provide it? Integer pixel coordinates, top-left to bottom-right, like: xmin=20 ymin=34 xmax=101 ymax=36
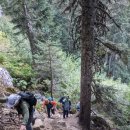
xmin=65 ymin=110 xmax=67 ymax=117
xmin=32 ymin=107 xmax=36 ymax=125
xmin=63 ymin=109 xmax=66 ymax=118
xmin=26 ymin=123 xmax=32 ymax=130
xmin=26 ymin=112 xmax=33 ymax=130
xmin=51 ymin=108 xmax=55 ymax=114
xmin=47 ymin=108 xmax=51 ymax=118
xmin=66 ymin=110 xmax=69 ymax=117
xmin=32 ymin=117 xmax=37 ymax=125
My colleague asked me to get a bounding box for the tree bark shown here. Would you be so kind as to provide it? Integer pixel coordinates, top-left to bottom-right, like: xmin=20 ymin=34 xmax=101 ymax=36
xmin=48 ymin=45 xmax=53 ymax=98
xmin=22 ymin=0 xmax=38 ymax=69
xmin=80 ymin=0 xmax=96 ymax=130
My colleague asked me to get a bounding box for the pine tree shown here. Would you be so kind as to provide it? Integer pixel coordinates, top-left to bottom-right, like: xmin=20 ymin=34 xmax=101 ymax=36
xmin=0 ymin=0 xmax=51 ymax=69
xmin=79 ymin=1 xmax=96 ymax=129
xmin=59 ymin=0 xmax=115 ymax=129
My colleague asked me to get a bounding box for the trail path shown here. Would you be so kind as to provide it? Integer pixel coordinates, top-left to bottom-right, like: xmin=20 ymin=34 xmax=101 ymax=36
xmin=33 ymin=111 xmax=81 ymax=130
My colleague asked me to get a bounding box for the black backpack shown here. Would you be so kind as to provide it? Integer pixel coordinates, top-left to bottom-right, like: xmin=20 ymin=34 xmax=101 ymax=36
xmin=18 ymin=91 xmax=37 ymax=107
xmin=47 ymin=102 xmax=53 ymax=109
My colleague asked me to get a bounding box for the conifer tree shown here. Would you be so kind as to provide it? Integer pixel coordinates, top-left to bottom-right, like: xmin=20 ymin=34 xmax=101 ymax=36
xmin=59 ymin=0 xmax=115 ymax=129
xmin=0 ymin=0 xmax=51 ymax=69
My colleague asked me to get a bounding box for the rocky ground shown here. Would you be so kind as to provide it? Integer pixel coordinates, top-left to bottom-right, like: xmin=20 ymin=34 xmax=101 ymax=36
xmin=0 ymin=85 xmax=118 ymax=130
xmin=33 ymin=110 xmax=81 ymax=130
xmin=0 ymin=106 xmax=81 ymax=130
xmin=0 ymin=83 xmax=81 ymax=130
xmin=0 ymin=105 xmax=121 ymax=130
xmin=0 ymin=105 xmax=21 ymax=130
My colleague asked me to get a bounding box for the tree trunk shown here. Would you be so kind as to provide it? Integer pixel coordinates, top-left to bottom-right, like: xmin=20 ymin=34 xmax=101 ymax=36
xmin=22 ymin=0 xmax=38 ymax=69
xmin=48 ymin=45 xmax=53 ymax=98
xmin=80 ymin=0 xmax=96 ymax=130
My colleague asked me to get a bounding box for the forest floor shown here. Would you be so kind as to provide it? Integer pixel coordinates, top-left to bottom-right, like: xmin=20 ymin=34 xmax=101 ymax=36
xmin=34 ymin=110 xmax=119 ymax=130
xmin=0 ymin=106 xmax=119 ymax=130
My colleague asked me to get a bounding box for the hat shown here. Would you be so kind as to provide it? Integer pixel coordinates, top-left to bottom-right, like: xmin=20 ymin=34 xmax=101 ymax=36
xmin=6 ymin=94 xmax=21 ymax=108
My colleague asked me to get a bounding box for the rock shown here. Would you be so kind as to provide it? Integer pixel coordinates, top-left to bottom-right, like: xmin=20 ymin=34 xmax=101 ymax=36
xmin=0 ymin=107 xmax=20 ymax=130
xmin=52 ymin=112 xmax=61 ymax=119
xmin=57 ymin=120 xmax=66 ymax=127
xmin=33 ymin=119 xmax=44 ymax=130
xmin=33 ymin=127 xmax=41 ymax=130
xmin=0 ymin=67 xmax=13 ymax=88
xmin=70 ymin=108 xmax=77 ymax=114
xmin=116 ymin=0 xmax=129 ymax=6
xmin=2 ymin=108 xmax=10 ymax=115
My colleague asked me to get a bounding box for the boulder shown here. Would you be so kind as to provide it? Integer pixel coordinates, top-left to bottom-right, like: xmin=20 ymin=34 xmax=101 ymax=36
xmin=33 ymin=119 xmax=44 ymax=130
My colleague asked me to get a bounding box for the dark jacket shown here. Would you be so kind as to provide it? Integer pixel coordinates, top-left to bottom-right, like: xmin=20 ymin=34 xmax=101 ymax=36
xmin=0 ymin=97 xmax=32 ymax=126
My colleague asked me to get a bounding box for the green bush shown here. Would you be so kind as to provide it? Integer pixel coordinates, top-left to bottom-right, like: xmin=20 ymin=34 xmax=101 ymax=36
xmin=36 ymin=102 xmax=43 ymax=112
xmin=0 ymin=55 xmax=5 ymax=64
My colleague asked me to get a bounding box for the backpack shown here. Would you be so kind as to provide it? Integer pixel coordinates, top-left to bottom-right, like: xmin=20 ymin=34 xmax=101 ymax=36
xmin=63 ymin=99 xmax=70 ymax=110
xmin=59 ymin=96 xmax=65 ymax=104
xmin=18 ymin=91 xmax=37 ymax=107
xmin=76 ymin=102 xmax=80 ymax=111
xmin=47 ymin=102 xmax=53 ymax=109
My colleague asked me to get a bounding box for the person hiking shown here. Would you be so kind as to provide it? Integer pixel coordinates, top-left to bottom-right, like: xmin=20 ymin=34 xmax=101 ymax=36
xmin=59 ymin=96 xmax=65 ymax=104
xmin=50 ymin=100 xmax=57 ymax=114
xmin=62 ymin=96 xmax=71 ymax=118
xmin=42 ymin=99 xmax=54 ymax=118
xmin=76 ymin=101 xmax=80 ymax=112
xmin=5 ymin=92 xmax=37 ymax=130
xmin=75 ymin=101 xmax=80 ymax=117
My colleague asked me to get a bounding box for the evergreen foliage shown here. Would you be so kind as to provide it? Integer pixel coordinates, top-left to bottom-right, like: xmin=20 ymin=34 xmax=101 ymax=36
xmin=1 ymin=0 xmax=130 ymax=129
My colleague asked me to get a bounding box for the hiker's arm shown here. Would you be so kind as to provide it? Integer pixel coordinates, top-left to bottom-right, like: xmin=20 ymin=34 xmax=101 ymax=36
xmin=21 ymin=101 xmax=29 ymax=125
xmin=69 ymin=101 xmax=71 ymax=106
xmin=52 ymin=101 xmax=57 ymax=109
xmin=42 ymin=101 xmax=45 ymax=108
xmin=0 ymin=97 xmax=7 ymax=103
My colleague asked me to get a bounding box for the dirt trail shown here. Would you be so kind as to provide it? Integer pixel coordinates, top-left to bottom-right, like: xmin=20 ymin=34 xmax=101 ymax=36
xmin=34 ymin=111 xmax=81 ymax=130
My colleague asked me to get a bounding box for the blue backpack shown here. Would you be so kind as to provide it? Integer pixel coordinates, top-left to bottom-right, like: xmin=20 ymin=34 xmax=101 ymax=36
xmin=63 ymin=98 xmax=70 ymax=110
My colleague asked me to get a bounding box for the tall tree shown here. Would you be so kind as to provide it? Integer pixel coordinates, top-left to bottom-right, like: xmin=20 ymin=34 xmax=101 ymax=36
xmin=59 ymin=0 xmax=116 ymax=129
xmin=48 ymin=44 xmax=53 ymax=97
xmin=0 ymin=0 xmax=51 ymax=69
xmin=22 ymin=0 xmax=38 ymax=67
xmin=79 ymin=0 xmax=96 ymax=129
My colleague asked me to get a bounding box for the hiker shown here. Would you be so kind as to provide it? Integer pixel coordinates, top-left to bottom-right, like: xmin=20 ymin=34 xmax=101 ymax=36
xmin=75 ymin=101 xmax=80 ymax=117
xmin=47 ymin=97 xmax=57 ymax=115
xmin=59 ymin=96 xmax=71 ymax=109
xmin=42 ymin=99 xmax=55 ymax=118
xmin=50 ymin=100 xmax=57 ymax=114
xmin=5 ymin=92 xmax=37 ymax=130
xmin=62 ymin=96 xmax=71 ymax=118
xmin=76 ymin=101 xmax=80 ymax=112
xmin=59 ymin=96 xmax=65 ymax=104
xmin=48 ymin=97 xmax=53 ymax=101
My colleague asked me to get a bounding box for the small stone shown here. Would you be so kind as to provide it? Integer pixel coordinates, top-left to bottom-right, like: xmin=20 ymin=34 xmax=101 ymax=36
xmin=57 ymin=120 xmax=66 ymax=127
